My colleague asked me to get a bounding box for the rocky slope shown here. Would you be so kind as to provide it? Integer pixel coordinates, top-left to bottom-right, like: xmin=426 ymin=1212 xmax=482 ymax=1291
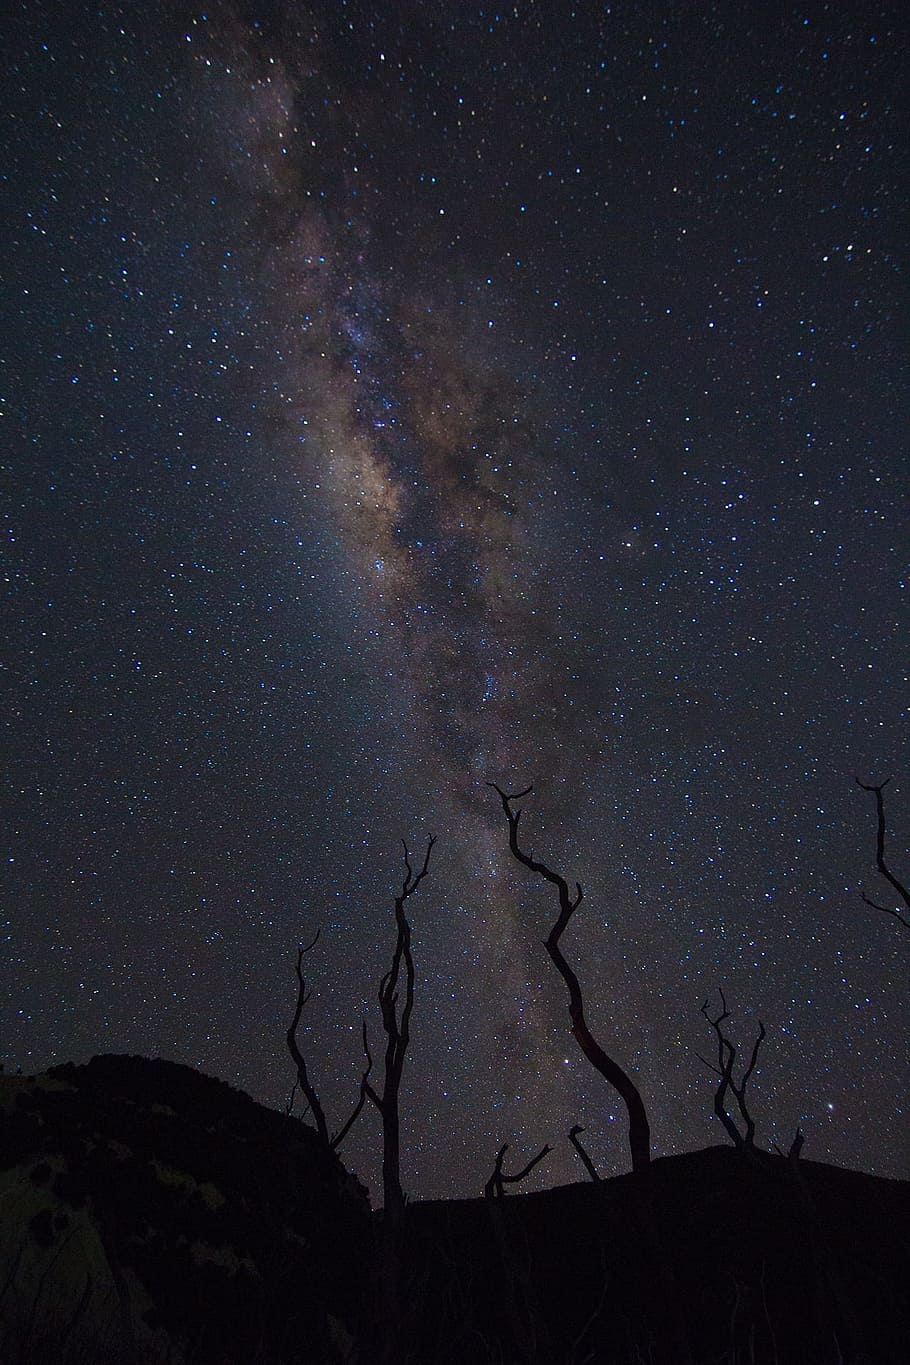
xmin=0 ymin=1055 xmax=369 ymax=1364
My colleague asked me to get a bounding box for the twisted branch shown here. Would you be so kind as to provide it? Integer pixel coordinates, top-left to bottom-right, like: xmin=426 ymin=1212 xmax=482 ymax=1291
xmin=286 ymin=929 xmax=372 ymax=1150
xmin=856 ymin=777 xmax=910 ymax=930
xmin=698 ymin=989 xmax=766 ymax=1151
xmin=363 ymin=836 xmax=436 ymax=1218
xmin=484 ymin=1141 xmax=553 ymax=1199
xmin=488 ymin=782 xmax=651 ymax=1173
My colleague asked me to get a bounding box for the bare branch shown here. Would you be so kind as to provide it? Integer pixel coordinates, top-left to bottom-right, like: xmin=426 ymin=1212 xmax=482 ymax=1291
xmin=731 ymin=1019 xmax=767 ymax=1145
xmin=362 ymin=1019 xmax=381 ymax=1110
xmin=286 ymin=933 xmax=330 ymax=1147
xmin=568 ymin=1124 xmax=601 ymax=1183
xmin=363 ymin=836 xmax=436 ymax=1219
xmin=330 ymin=1022 xmax=374 ymax=1151
xmin=699 ymin=993 xmax=766 ymax=1151
xmin=856 ymin=777 xmax=910 ymax=930
xmin=489 ymin=781 xmax=651 ymax=1172
xmin=484 ymin=1143 xmax=510 ymax=1200
xmin=773 ymin=1128 xmax=804 ymax=1161
xmin=285 ymin=930 xmax=372 ymax=1152
xmin=693 ymin=1050 xmax=724 ymax=1079
xmin=508 ymin=1143 xmax=553 ymax=1184
xmin=401 ymin=835 xmax=436 ymax=897
xmin=484 ymin=1141 xmax=552 ymax=1199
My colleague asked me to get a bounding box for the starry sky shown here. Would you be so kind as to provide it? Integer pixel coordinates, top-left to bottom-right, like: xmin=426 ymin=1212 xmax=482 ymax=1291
xmin=4 ymin=0 xmax=908 ymax=1201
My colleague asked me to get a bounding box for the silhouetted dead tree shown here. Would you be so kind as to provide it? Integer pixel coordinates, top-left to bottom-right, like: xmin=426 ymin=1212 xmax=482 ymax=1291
xmin=286 ymin=930 xmax=372 ymax=1150
xmin=568 ymin=1124 xmax=601 ymax=1183
xmin=698 ymin=990 xmax=766 ymax=1152
xmin=363 ymin=836 xmax=435 ymax=1221
xmin=856 ymin=776 xmax=910 ymax=930
xmin=773 ymin=1128 xmax=805 ymax=1161
xmin=488 ymin=782 xmax=652 ymax=1174
xmin=484 ymin=1142 xmax=552 ymax=1199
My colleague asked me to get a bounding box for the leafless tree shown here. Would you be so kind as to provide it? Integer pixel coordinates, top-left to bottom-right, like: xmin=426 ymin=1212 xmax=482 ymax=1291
xmin=568 ymin=1124 xmax=601 ymax=1183
xmin=488 ymin=782 xmax=651 ymax=1174
xmin=286 ymin=930 xmax=372 ymax=1150
xmin=856 ymin=777 xmax=910 ymax=930
xmin=773 ymin=1128 xmax=805 ymax=1161
xmin=363 ymin=836 xmax=436 ymax=1222
xmin=698 ymin=990 xmax=766 ymax=1152
xmin=484 ymin=1142 xmax=552 ymax=1199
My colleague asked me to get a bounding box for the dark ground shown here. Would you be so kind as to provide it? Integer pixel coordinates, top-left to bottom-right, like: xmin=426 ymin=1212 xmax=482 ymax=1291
xmin=1 ymin=1057 xmax=907 ymax=1364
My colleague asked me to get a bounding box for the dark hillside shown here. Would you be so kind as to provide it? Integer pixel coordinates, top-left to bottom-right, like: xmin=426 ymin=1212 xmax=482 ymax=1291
xmin=0 ymin=1055 xmax=369 ymax=1364
xmin=400 ymin=1146 xmax=910 ymax=1365
xmin=1 ymin=1057 xmax=907 ymax=1364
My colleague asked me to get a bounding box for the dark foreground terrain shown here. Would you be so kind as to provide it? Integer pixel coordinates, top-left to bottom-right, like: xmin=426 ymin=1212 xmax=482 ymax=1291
xmin=1 ymin=1056 xmax=907 ymax=1364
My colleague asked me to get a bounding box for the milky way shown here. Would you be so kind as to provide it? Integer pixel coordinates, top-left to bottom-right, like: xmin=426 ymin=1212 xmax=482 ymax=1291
xmin=4 ymin=1 xmax=907 ymax=1200
xmin=255 ymin=168 xmax=573 ymax=794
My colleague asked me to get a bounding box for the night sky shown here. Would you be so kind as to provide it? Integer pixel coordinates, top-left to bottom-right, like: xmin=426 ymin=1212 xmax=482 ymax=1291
xmin=4 ymin=1 xmax=908 ymax=1201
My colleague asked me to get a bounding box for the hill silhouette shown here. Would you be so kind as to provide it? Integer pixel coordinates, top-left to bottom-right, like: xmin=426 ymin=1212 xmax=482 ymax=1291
xmin=0 ymin=1055 xmax=369 ymax=1363
xmin=1 ymin=1055 xmax=907 ymax=1364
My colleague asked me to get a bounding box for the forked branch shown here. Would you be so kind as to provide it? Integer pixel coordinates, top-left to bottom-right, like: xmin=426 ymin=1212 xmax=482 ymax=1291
xmin=488 ymin=782 xmax=651 ymax=1173
xmin=698 ymin=990 xmax=766 ymax=1151
xmin=286 ymin=931 xmax=330 ymax=1147
xmin=856 ymin=777 xmax=910 ymax=930
xmin=484 ymin=1142 xmax=553 ymax=1199
xmin=773 ymin=1128 xmax=805 ymax=1161
xmin=286 ymin=930 xmax=372 ymax=1150
xmin=363 ymin=836 xmax=436 ymax=1219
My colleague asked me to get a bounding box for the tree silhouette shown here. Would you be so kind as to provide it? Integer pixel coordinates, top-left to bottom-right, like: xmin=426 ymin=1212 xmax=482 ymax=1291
xmin=484 ymin=1141 xmax=552 ymax=1199
xmin=698 ymin=990 xmax=766 ymax=1154
xmin=363 ymin=836 xmax=435 ymax=1221
xmin=286 ymin=929 xmax=371 ymax=1150
xmin=568 ymin=1124 xmax=602 ymax=1183
xmin=856 ymin=777 xmax=910 ymax=931
xmin=489 ymin=782 xmax=651 ymax=1173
